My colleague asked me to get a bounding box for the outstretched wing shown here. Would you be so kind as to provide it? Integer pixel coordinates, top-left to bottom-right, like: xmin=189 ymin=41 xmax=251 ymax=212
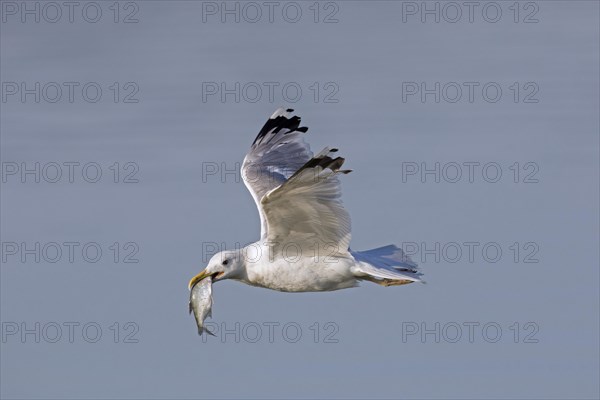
xmin=242 ymin=108 xmax=313 ymax=239
xmin=260 ymin=147 xmax=353 ymax=256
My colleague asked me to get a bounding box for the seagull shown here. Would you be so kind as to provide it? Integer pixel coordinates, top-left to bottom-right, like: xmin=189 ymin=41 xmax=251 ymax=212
xmin=188 ymin=108 xmax=423 ymax=293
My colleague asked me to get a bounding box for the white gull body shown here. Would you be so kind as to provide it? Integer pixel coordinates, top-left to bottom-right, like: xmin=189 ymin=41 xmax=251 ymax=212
xmin=188 ymin=108 xmax=423 ymax=293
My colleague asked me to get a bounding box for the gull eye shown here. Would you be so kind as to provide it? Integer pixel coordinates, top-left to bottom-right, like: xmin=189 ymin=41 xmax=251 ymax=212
xmin=222 ymin=259 xmax=228 ymax=265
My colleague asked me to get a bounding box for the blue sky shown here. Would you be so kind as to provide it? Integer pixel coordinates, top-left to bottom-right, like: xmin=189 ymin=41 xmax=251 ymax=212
xmin=1 ymin=1 xmax=599 ymax=398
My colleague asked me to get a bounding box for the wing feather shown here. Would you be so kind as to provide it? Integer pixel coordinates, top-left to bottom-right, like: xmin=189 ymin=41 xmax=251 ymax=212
xmin=242 ymin=109 xmax=353 ymax=257
xmin=260 ymin=148 xmax=352 ymax=255
xmin=242 ymin=108 xmax=312 ymax=239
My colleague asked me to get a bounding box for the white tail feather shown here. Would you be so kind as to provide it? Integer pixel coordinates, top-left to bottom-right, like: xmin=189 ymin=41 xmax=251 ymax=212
xmin=351 ymin=245 xmax=423 ymax=283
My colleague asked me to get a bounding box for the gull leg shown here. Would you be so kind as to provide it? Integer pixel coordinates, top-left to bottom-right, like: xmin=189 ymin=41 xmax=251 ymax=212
xmin=361 ymin=275 xmax=414 ymax=287
xmin=380 ymin=279 xmax=414 ymax=287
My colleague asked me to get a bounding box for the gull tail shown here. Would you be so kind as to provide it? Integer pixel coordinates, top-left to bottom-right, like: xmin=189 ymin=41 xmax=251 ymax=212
xmin=351 ymin=245 xmax=424 ymax=286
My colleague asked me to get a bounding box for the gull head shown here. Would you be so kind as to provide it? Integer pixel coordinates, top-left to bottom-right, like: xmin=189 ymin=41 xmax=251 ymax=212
xmin=188 ymin=250 xmax=245 ymax=289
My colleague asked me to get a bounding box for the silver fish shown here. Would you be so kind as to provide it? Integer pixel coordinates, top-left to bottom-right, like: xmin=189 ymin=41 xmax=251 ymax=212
xmin=189 ymin=276 xmax=215 ymax=336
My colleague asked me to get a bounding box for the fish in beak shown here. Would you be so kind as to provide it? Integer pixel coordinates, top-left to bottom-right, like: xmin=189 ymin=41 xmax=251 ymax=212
xmin=188 ymin=274 xmax=215 ymax=336
xmin=188 ymin=269 xmax=212 ymax=290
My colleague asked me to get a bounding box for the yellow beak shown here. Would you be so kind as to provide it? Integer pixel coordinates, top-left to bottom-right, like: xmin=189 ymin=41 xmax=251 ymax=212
xmin=188 ymin=270 xmax=210 ymax=290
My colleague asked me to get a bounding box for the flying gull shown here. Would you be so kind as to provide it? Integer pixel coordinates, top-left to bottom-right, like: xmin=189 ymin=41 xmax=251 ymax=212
xmin=188 ymin=108 xmax=423 ymax=293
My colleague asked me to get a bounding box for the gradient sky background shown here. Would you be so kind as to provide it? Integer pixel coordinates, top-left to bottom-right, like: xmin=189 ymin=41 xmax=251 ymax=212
xmin=1 ymin=1 xmax=599 ymax=399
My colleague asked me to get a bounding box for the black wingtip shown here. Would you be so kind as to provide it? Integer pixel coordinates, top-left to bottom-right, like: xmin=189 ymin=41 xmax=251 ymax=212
xmin=252 ymin=112 xmax=308 ymax=146
xmin=289 ymin=152 xmax=351 ymax=180
xmin=329 ymin=157 xmax=345 ymax=171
